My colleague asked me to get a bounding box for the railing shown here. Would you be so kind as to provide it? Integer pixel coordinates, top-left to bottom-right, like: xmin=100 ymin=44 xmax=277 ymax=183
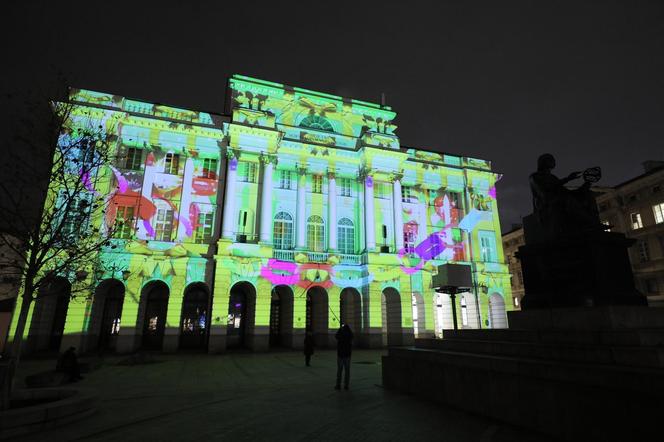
xmin=338 ymin=254 xmax=361 ymax=264
xmin=271 ymin=249 xmax=362 ymax=265
xmin=307 ymin=252 xmax=329 ymax=263
xmin=273 ymin=249 xmax=295 ymax=261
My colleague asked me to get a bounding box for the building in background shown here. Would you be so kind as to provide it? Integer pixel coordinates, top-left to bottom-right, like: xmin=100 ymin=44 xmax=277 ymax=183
xmin=8 ymin=75 xmax=511 ymax=355
xmin=504 ymin=161 xmax=664 ymax=308
xmin=596 ymin=161 xmax=664 ymax=306
xmin=501 ymin=225 xmax=525 ymax=310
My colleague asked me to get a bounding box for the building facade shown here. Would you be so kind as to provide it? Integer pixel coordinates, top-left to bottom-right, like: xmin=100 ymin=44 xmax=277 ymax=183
xmin=501 ymin=225 xmax=525 ymax=310
xmin=595 ymin=161 xmax=664 ymax=306
xmin=8 ymin=75 xmax=511 ymax=354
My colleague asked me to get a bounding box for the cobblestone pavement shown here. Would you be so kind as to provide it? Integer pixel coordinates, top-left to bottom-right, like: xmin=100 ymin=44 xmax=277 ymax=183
xmin=16 ymin=349 xmax=555 ymax=442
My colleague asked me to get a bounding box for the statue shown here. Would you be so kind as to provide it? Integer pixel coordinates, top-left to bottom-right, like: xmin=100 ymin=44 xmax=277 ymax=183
xmin=529 ymin=153 xmax=602 ymax=238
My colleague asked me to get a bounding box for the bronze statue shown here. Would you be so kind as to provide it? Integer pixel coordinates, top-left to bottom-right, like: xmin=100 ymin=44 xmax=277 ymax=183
xmin=529 ymin=153 xmax=602 ymax=236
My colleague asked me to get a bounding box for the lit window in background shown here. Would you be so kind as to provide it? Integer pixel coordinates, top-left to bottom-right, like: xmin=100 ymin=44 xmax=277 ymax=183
xmin=653 ymin=203 xmax=664 ymax=224
xmin=631 ymin=212 xmax=643 ymax=229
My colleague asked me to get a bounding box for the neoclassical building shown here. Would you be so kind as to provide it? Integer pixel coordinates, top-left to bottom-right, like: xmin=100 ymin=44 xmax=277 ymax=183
xmin=9 ymin=75 xmax=511 ymax=354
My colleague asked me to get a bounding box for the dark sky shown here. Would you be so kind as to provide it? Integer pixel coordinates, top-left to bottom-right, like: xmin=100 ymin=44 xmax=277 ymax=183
xmin=4 ymin=1 xmax=664 ymax=231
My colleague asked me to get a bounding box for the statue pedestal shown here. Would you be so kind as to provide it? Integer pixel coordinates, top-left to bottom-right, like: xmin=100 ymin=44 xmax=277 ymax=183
xmin=519 ymin=214 xmax=646 ymax=309
xmin=382 ymin=305 xmax=664 ymax=441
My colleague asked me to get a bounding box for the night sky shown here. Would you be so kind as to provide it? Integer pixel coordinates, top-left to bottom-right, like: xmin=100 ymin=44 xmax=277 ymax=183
xmin=4 ymin=1 xmax=664 ymax=231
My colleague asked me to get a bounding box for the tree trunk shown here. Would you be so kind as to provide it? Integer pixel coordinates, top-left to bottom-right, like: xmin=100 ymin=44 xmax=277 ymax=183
xmin=0 ymin=290 xmax=33 ymax=410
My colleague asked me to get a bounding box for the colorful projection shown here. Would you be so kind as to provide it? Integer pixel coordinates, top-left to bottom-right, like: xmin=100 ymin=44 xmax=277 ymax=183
xmin=13 ymin=77 xmax=511 ymax=357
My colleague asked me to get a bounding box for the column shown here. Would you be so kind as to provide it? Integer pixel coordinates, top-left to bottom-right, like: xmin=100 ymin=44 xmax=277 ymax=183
xmin=328 ymin=171 xmax=337 ymax=251
xmin=296 ymin=167 xmax=307 ymax=249
xmin=259 ymin=155 xmax=274 ymax=244
xmin=221 ymin=153 xmax=238 ymax=239
xmin=364 ymin=171 xmax=376 ymax=251
xmin=392 ymin=176 xmax=404 ymax=251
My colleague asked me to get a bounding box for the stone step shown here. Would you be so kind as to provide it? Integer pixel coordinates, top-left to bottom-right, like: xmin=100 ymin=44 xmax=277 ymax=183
xmin=439 ymin=327 xmax=664 ymax=346
xmin=385 ymin=346 xmax=664 ymax=395
xmin=507 ymin=306 xmax=664 ymax=330
xmin=416 ymin=337 xmax=664 ymax=368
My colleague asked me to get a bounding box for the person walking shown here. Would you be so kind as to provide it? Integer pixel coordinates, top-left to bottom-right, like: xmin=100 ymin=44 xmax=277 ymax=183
xmin=335 ymin=323 xmax=353 ymax=390
xmin=303 ymin=330 xmax=315 ymax=366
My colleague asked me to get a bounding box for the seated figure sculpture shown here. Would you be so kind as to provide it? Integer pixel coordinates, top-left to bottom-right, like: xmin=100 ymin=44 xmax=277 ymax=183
xmin=529 ymin=153 xmax=602 ymax=238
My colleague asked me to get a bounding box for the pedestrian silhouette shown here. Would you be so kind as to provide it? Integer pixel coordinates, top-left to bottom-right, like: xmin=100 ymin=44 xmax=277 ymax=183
xmin=335 ymin=324 xmax=353 ymax=390
xmin=303 ymin=331 xmax=315 ymax=366
xmin=56 ymin=347 xmax=83 ymax=382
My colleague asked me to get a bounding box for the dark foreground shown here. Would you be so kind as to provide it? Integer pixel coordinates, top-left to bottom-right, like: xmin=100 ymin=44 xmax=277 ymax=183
xmin=14 ymin=349 xmax=555 ymax=441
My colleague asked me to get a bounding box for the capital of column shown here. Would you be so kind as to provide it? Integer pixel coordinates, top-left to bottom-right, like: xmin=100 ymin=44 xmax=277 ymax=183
xmin=390 ymin=171 xmax=404 ymax=183
xmin=296 ymin=165 xmax=308 ymax=176
xmin=327 ymin=169 xmax=336 ymax=180
xmin=226 ymin=149 xmax=240 ymax=160
xmin=358 ymin=167 xmax=374 ymax=181
xmin=259 ymin=153 xmax=278 ymax=166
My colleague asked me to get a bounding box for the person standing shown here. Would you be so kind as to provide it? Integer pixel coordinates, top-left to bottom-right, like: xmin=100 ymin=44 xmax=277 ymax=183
xmin=335 ymin=324 xmax=353 ymax=390
xmin=303 ymin=330 xmax=315 ymax=366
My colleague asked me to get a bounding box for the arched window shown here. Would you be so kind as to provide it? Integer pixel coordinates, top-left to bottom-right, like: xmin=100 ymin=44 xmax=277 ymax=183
xmin=273 ymin=212 xmax=294 ymax=249
xmin=299 ymin=115 xmax=334 ymax=132
xmin=307 ymin=215 xmax=325 ymax=252
xmin=337 ymin=218 xmax=355 ymax=254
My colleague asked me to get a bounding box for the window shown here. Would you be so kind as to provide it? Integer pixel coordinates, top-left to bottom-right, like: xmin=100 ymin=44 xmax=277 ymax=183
xmin=338 ymin=178 xmax=353 ymax=197
xmin=404 ymin=229 xmax=417 ymax=254
xmin=337 ymin=218 xmax=355 ymax=254
xmin=299 ymin=115 xmax=334 ymax=132
xmin=78 ymin=137 xmax=95 ymax=167
xmin=307 ymin=215 xmax=325 ymax=252
xmin=193 ymin=212 xmax=214 ymax=243
xmin=164 ymin=153 xmax=180 ymax=175
xmin=514 ymin=297 xmax=519 ymax=307
xmin=479 ymin=231 xmax=497 ymax=262
xmin=273 ymin=212 xmax=294 ymax=249
xmin=61 ymin=197 xmax=87 ymax=239
xmin=279 ymin=170 xmax=292 ymax=189
xmin=517 ymin=271 xmax=523 ymax=286
xmin=401 ymin=186 xmax=416 ymax=203
xmin=653 ymin=185 xmax=662 ymax=194
xmin=631 ymin=213 xmax=643 ymax=230
xmin=200 ymin=158 xmax=217 ymax=179
xmin=124 ymin=147 xmax=142 ymax=170
xmin=601 ymin=220 xmax=611 ymax=232
xmin=237 ymin=210 xmax=252 ymax=235
xmin=637 ymin=240 xmax=650 ymax=263
xmin=154 ymin=208 xmax=174 ymax=241
xmin=628 ymin=194 xmax=638 ymax=203
xmin=113 ymin=206 xmax=135 ymax=239
xmin=239 ymin=162 xmax=258 ymax=183
xmin=460 ymin=297 xmax=468 ymax=326
xmin=311 ymin=175 xmax=323 ymax=194
xmin=653 ymin=203 xmax=664 ymax=224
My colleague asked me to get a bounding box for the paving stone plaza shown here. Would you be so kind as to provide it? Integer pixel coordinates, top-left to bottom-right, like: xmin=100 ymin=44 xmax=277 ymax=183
xmin=15 ymin=350 xmax=552 ymax=441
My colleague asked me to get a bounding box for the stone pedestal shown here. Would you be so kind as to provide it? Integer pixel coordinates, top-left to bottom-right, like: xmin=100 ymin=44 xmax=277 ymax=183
xmin=382 ymin=306 xmax=664 ymax=441
xmin=519 ymin=215 xmax=646 ymax=308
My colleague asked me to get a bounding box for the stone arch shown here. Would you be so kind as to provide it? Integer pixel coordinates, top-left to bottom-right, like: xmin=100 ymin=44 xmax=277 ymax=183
xmin=227 ymin=281 xmax=256 ymax=349
xmin=411 ymin=292 xmax=426 ymax=337
xmin=179 ymin=282 xmax=210 ymax=350
xmin=89 ymin=278 xmax=125 ymax=352
xmin=139 ymin=280 xmax=169 ymax=350
xmin=339 ymin=287 xmax=362 ymax=340
xmin=270 ymin=285 xmax=294 ymax=347
xmin=28 ymin=276 xmax=71 ymax=353
xmin=489 ymin=293 xmax=508 ymax=329
xmin=306 ymin=286 xmax=329 ymax=347
xmin=381 ymin=287 xmax=402 ymax=346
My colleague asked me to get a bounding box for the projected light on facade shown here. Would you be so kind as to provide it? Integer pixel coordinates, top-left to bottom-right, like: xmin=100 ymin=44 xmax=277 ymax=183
xmin=9 ymin=76 xmax=512 ymax=354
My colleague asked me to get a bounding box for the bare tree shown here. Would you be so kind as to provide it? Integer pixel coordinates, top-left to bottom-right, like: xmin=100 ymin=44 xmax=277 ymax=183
xmin=0 ymin=83 xmax=118 ymax=407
